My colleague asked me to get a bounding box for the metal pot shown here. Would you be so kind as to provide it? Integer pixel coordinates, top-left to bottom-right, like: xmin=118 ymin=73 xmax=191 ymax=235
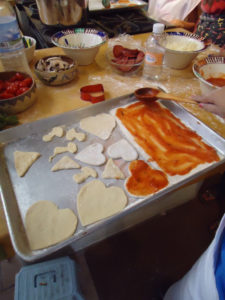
xmin=35 ymin=0 xmax=87 ymax=26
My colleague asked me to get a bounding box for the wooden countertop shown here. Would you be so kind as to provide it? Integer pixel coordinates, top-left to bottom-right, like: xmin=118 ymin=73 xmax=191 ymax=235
xmin=1 ymin=32 xmax=225 ymax=257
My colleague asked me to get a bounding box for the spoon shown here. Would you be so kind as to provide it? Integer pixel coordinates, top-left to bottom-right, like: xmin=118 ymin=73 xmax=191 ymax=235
xmin=134 ymin=87 xmax=197 ymax=104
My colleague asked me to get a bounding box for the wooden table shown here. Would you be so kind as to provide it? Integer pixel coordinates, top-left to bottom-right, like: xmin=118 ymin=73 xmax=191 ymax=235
xmin=1 ymin=32 xmax=225 ymax=257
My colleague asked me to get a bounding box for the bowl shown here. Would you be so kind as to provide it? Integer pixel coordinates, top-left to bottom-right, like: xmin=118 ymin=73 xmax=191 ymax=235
xmin=51 ymin=28 xmax=108 ymax=66
xmin=159 ymin=32 xmax=208 ymax=69
xmin=34 ymin=55 xmax=78 ymax=86
xmin=106 ymin=45 xmax=145 ymax=75
xmin=193 ymin=56 xmax=225 ymax=94
xmin=0 ymin=71 xmax=36 ymax=114
xmin=23 ymin=36 xmax=36 ymax=63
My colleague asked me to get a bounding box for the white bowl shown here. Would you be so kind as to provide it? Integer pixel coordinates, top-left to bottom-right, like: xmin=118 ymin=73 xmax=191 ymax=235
xmin=51 ymin=28 xmax=108 ymax=66
xmin=193 ymin=56 xmax=225 ymax=94
xmin=160 ymin=32 xmax=208 ymax=69
xmin=23 ymin=36 xmax=36 ymax=63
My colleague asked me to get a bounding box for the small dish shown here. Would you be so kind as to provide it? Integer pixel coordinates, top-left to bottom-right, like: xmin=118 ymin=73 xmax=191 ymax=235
xmin=34 ymin=55 xmax=77 ymax=86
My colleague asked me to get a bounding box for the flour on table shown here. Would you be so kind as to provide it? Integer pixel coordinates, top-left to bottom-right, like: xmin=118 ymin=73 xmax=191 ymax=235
xmin=49 ymin=142 xmax=77 ymax=161
xmin=107 ymin=139 xmax=138 ymax=161
xmin=66 ymin=128 xmax=86 ymax=142
xmin=77 ymin=179 xmax=127 ymax=226
xmin=14 ymin=151 xmax=41 ymax=177
xmin=51 ymin=156 xmax=80 ymax=171
xmin=75 ymin=143 xmax=106 ymax=166
xmin=42 ymin=126 xmax=64 ymax=142
xmin=25 ymin=200 xmax=77 ymax=250
xmin=80 ymin=113 xmax=116 ymax=140
xmin=73 ymin=166 xmax=97 ymax=183
xmin=102 ymin=158 xmax=125 ymax=179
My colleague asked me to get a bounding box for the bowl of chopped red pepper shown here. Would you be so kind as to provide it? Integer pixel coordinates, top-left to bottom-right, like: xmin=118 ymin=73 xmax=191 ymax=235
xmin=106 ymin=44 xmax=145 ymax=75
xmin=0 ymin=72 xmax=36 ymax=114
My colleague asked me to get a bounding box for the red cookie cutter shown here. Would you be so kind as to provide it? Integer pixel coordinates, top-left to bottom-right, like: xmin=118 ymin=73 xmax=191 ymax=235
xmin=80 ymin=84 xmax=105 ymax=104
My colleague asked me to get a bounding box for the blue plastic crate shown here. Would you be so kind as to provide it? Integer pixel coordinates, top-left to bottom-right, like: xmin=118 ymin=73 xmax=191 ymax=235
xmin=14 ymin=256 xmax=84 ymax=300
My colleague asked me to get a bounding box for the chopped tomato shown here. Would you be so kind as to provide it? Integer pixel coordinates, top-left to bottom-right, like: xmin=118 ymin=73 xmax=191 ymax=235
xmin=16 ymin=87 xmax=29 ymax=96
xmin=0 ymin=91 xmax=15 ymax=99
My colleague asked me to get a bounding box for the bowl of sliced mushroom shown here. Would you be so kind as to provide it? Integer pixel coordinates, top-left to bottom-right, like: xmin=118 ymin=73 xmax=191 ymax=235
xmin=34 ymin=55 xmax=78 ymax=86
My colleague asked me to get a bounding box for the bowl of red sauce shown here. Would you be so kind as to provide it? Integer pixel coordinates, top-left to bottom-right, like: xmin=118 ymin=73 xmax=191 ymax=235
xmin=193 ymin=56 xmax=225 ymax=94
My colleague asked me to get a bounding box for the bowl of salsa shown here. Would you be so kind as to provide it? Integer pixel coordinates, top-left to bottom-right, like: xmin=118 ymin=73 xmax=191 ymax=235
xmin=193 ymin=56 xmax=225 ymax=94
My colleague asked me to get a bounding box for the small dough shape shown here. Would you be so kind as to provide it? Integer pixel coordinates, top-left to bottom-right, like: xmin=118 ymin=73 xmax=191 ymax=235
xmin=80 ymin=113 xmax=116 ymax=140
xmin=51 ymin=156 xmax=80 ymax=172
xmin=14 ymin=151 xmax=41 ymax=177
xmin=73 ymin=166 xmax=97 ymax=183
xmin=102 ymin=158 xmax=125 ymax=179
xmin=66 ymin=128 xmax=86 ymax=142
xmin=107 ymin=139 xmax=138 ymax=161
xmin=77 ymin=180 xmax=127 ymax=226
xmin=75 ymin=143 xmax=106 ymax=166
xmin=49 ymin=142 xmax=77 ymax=161
xmin=25 ymin=200 xmax=77 ymax=250
xmin=43 ymin=126 xmax=64 ymax=142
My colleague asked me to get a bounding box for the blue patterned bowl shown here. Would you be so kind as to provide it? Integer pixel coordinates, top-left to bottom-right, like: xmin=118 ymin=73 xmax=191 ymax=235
xmin=51 ymin=28 xmax=108 ymax=65
xmin=0 ymin=71 xmax=36 ymax=114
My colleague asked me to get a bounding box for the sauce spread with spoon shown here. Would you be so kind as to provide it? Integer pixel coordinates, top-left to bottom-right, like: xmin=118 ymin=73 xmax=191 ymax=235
xmin=116 ymin=101 xmax=220 ymax=176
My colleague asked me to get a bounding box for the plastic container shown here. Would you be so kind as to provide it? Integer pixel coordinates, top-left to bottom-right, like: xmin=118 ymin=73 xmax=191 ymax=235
xmin=143 ymin=23 xmax=165 ymax=81
xmin=0 ymin=0 xmax=31 ymax=74
xmin=14 ymin=256 xmax=84 ymax=300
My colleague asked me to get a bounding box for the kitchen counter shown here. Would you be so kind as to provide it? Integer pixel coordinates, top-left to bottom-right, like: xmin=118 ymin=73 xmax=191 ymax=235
xmin=1 ymin=32 xmax=225 ymax=258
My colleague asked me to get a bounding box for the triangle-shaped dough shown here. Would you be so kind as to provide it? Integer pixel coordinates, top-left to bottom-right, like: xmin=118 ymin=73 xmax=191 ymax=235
xmin=14 ymin=151 xmax=41 ymax=177
xmin=102 ymin=158 xmax=125 ymax=179
xmin=51 ymin=156 xmax=80 ymax=172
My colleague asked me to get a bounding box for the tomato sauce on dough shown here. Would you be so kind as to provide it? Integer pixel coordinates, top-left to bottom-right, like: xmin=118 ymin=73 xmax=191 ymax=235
xmin=116 ymin=102 xmax=219 ymax=176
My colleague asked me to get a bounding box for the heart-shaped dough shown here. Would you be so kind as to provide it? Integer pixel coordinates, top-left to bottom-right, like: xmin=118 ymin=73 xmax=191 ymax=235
xmin=126 ymin=160 xmax=168 ymax=196
xmin=77 ymin=180 xmax=127 ymax=226
xmin=75 ymin=143 xmax=106 ymax=166
xmin=25 ymin=200 xmax=77 ymax=250
xmin=80 ymin=113 xmax=116 ymax=140
xmin=107 ymin=139 xmax=138 ymax=161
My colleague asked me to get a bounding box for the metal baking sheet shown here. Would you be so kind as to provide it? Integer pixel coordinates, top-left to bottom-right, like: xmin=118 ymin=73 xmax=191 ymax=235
xmin=88 ymin=0 xmax=147 ymax=12
xmin=0 ymin=94 xmax=225 ymax=262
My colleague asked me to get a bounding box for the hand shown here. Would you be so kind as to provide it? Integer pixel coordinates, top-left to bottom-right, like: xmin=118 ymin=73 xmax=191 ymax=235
xmin=193 ymin=87 xmax=225 ymax=118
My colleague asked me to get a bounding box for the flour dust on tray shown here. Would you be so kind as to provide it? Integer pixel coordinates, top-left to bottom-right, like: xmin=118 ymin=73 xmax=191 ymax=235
xmin=14 ymin=151 xmax=41 ymax=177
xmin=80 ymin=113 xmax=116 ymax=140
xmin=25 ymin=200 xmax=78 ymax=250
xmin=77 ymin=180 xmax=127 ymax=226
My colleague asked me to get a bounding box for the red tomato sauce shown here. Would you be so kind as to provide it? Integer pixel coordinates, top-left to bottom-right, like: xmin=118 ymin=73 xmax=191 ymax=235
xmin=206 ymin=77 xmax=225 ymax=87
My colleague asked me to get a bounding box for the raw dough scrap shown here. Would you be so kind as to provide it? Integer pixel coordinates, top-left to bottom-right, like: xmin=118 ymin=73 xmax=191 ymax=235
xmin=51 ymin=156 xmax=80 ymax=171
xmin=66 ymin=128 xmax=86 ymax=142
xmin=42 ymin=126 xmax=64 ymax=142
xmin=73 ymin=166 xmax=97 ymax=183
xmin=49 ymin=142 xmax=77 ymax=161
xmin=77 ymin=179 xmax=127 ymax=226
xmin=75 ymin=143 xmax=106 ymax=166
xmin=107 ymin=139 xmax=138 ymax=161
xmin=25 ymin=200 xmax=77 ymax=250
xmin=80 ymin=113 xmax=116 ymax=140
xmin=102 ymin=158 xmax=125 ymax=179
xmin=14 ymin=151 xmax=41 ymax=177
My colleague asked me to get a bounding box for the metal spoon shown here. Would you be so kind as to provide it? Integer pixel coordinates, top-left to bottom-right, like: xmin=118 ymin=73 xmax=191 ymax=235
xmin=134 ymin=87 xmax=197 ymax=104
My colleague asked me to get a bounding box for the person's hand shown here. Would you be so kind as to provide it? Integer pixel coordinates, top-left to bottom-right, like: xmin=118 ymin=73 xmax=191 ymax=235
xmin=193 ymin=86 xmax=225 ymax=118
xmin=170 ymin=19 xmax=195 ymax=30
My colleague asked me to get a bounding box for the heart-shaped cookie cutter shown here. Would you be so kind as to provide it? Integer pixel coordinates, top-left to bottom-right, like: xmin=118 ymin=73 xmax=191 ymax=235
xmin=80 ymin=84 xmax=105 ymax=103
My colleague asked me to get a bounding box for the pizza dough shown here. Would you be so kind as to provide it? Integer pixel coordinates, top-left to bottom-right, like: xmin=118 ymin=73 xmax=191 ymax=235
xmin=66 ymin=128 xmax=86 ymax=142
xmin=80 ymin=113 xmax=116 ymax=140
xmin=73 ymin=166 xmax=97 ymax=183
xmin=75 ymin=143 xmax=106 ymax=166
xmin=42 ymin=126 xmax=64 ymax=142
xmin=102 ymin=158 xmax=125 ymax=179
xmin=25 ymin=200 xmax=77 ymax=250
xmin=107 ymin=139 xmax=138 ymax=161
xmin=49 ymin=142 xmax=77 ymax=161
xmin=77 ymin=179 xmax=127 ymax=226
xmin=14 ymin=151 xmax=41 ymax=177
xmin=51 ymin=156 xmax=80 ymax=171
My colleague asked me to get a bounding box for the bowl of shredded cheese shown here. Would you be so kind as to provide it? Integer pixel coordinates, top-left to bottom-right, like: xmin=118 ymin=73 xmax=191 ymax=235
xmin=160 ymin=32 xmax=208 ymax=69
